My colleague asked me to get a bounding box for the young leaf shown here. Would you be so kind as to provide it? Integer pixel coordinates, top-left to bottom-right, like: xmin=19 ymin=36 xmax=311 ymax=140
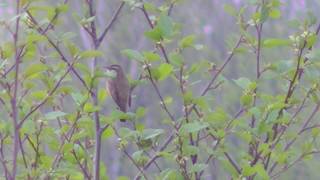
xmin=180 ymin=122 xmax=209 ymax=134
xmin=158 ymin=14 xmax=174 ymax=38
xmin=233 ymin=77 xmax=252 ymax=89
xmin=190 ymin=163 xmax=208 ymax=173
xmin=157 ymin=63 xmax=173 ymax=81
xmin=144 ymin=27 xmax=162 ymax=41
xmin=24 ymin=63 xmax=48 ymax=79
xmin=121 ymin=49 xmax=144 ymax=62
xmin=143 ymin=51 xmax=161 ymax=62
xmin=79 ymin=50 xmax=103 ymax=59
xmin=169 ymin=52 xmax=183 ymax=66
xmin=179 ymin=35 xmax=196 ymax=49
xmin=141 ymin=129 xmax=164 ymax=140
xmin=45 ymin=111 xmax=67 ymax=120
xmin=263 ymin=38 xmax=291 ymax=48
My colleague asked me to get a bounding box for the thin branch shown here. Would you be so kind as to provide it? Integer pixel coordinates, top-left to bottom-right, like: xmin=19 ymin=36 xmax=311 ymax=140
xmin=18 ymin=59 xmax=78 ymax=128
xmin=97 ymin=2 xmax=125 ymax=46
xmin=271 ymin=150 xmax=320 ymax=179
xmin=11 ymin=0 xmax=21 ymax=178
xmin=224 ymin=152 xmax=241 ymax=175
xmin=145 ymin=66 xmax=175 ymax=122
xmin=25 ymin=11 xmax=94 ymax=96
xmin=268 ymin=103 xmax=320 ymax=174
xmin=72 ymin=150 xmax=91 ymax=179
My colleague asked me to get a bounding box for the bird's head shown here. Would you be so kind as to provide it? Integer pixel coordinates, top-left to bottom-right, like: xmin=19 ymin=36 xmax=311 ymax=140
xmin=105 ymin=64 xmax=123 ymax=79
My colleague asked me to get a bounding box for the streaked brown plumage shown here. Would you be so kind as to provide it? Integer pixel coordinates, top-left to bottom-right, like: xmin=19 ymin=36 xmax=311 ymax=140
xmin=106 ymin=64 xmax=129 ymax=122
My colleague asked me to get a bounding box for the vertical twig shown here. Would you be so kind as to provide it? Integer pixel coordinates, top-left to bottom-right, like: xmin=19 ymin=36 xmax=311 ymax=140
xmin=11 ymin=0 xmax=21 ymax=178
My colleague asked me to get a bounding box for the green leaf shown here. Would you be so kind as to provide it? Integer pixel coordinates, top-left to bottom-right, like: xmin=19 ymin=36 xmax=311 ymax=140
xmin=157 ymin=63 xmax=173 ymax=81
xmin=79 ymin=50 xmax=103 ymax=59
xmin=142 ymin=129 xmax=164 ymax=140
xmin=233 ymin=77 xmax=252 ymax=89
xmin=144 ymin=3 xmax=158 ymax=13
xmin=71 ymin=92 xmax=87 ymax=106
xmin=57 ymin=4 xmax=69 ymax=13
xmin=220 ymin=157 xmax=240 ymax=177
xmin=65 ymin=41 xmax=80 ymax=57
xmin=98 ymin=89 xmax=108 ymax=104
xmin=31 ymin=90 xmax=47 ymax=100
xmin=144 ymin=27 xmax=162 ymax=41
xmin=83 ymin=102 xmax=100 ymax=113
xmin=26 ymin=34 xmax=46 ymax=44
xmin=306 ymin=33 xmax=317 ymax=48
xmin=117 ymin=176 xmax=129 ymax=180
xmin=211 ymin=129 xmax=225 ymax=139
xmin=102 ymin=127 xmax=114 ymax=140
xmin=143 ymin=51 xmax=161 ymax=62
xmin=80 ymin=16 xmax=95 ymax=25
xmin=45 ymin=111 xmax=67 ymax=120
xmin=263 ymin=38 xmax=291 ymax=48
xmin=224 ymin=4 xmax=237 ymax=16
xmin=260 ymin=5 xmax=269 ymax=23
xmin=110 ymin=110 xmax=130 ymax=121
xmin=241 ymin=94 xmax=253 ymax=107
xmin=183 ymin=145 xmax=199 ymax=156
xmin=118 ymin=127 xmax=137 ymax=139
xmin=254 ymin=163 xmax=269 ymax=180
xmin=136 ymin=107 xmax=146 ymax=119
xmin=61 ymin=32 xmax=77 ymax=40
xmin=160 ymin=169 xmax=184 ymax=180
xmin=169 ymin=52 xmax=183 ymax=67
xmin=190 ymin=163 xmax=208 ymax=173
xmin=242 ymin=164 xmax=256 ymax=177
xmin=132 ymin=150 xmax=148 ymax=166
xmin=24 ymin=63 xmax=48 ymax=79
xmin=206 ymin=108 xmax=228 ymax=125
xmin=311 ymin=128 xmax=320 ymax=137
xmin=237 ymin=131 xmax=252 ymax=143
xmin=164 ymin=96 xmax=173 ymax=105
xmin=158 ymin=14 xmax=174 ymax=38
xmin=121 ymin=49 xmax=144 ymax=62
xmin=40 ymin=155 xmax=53 ymax=170
xmin=269 ymin=9 xmax=281 ymax=19
xmin=179 ymin=35 xmax=196 ymax=48
xmin=61 ymin=143 xmax=73 ymax=153
xmin=193 ymin=96 xmax=209 ymax=110
xmin=180 ymin=122 xmax=209 ymax=134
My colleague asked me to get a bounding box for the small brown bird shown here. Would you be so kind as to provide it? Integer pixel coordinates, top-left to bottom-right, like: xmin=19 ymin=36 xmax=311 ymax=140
xmin=106 ymin=64 xmax=130 ymax=122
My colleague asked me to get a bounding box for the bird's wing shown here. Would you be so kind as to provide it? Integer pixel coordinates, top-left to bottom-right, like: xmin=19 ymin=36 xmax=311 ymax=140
xmin=116 ymin=80 xmax=129 ymax=112
xmin=107 ymin=80 xmax=120 ymax=107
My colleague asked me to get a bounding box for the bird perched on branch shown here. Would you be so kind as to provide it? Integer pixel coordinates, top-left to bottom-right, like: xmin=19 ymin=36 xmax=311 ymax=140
xmin=105 ymin=64 xmax=130 ymax=122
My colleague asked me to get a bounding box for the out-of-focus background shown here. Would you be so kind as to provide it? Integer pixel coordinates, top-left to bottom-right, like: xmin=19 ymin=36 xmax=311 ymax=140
xmin=1 ymin=0 xmax=320 ymax=179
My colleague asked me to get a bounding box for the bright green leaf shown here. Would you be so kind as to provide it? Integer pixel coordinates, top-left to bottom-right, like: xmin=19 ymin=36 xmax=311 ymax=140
xmin=190 ymin=163 xmax=208 ymax=173
xmin=263 ymin=38 xmax=291 ymax=48
xmin=180 ymin=122 xmax=209 ymax=134
xmin=169 ymin=52 xmax=183 ymax=66
xmin=45 ymin=111 xmax=67 ymax=120
xmin=144 ymin=27 xmax=162 ymax=41
xmin=269 ymin=9 xmax=281 ymax=19
xmin=157 ymin=63 xmax=173 ymax=81
xmin=24 ymin=63 xmax=48 ymax=79
xmin=143 ymin=51 xmax=161 ymax=62
xmin=79 ymin=50 xmax=103 ymax=59
xmin=158 ymin=14 xmax=174 ymax=38
xmin=142 ymin=129 xmax=164 ymax=140
xmin=121 ymin=49 xmax=144 ymax=62
xmin=179 ymin=35 xmax=196 ymax=49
